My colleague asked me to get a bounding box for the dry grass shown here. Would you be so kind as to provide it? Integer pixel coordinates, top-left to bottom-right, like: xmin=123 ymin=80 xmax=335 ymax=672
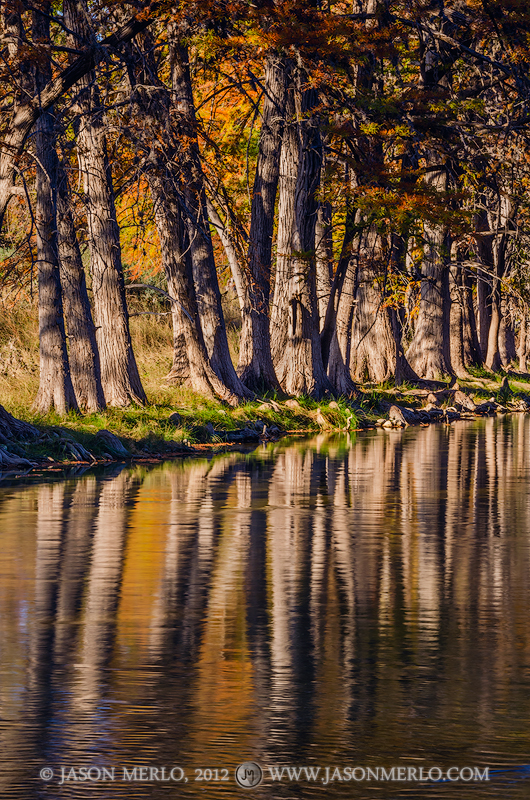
xmin=0 ymin=305 xmax=39 ymax=409
xmin=0 ymin=305 xmax=178 ymax=414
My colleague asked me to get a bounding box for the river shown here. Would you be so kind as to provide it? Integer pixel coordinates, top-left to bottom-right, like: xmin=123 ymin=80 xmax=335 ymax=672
xmin=1 ymin=417 xmax=530 ymax=799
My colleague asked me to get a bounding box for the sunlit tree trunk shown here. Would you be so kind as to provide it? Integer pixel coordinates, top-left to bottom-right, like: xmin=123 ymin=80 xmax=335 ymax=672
xmin=322 ymin=197 xmax=357 ymax=385
xmin=404 ymin=7 xmax=459 ymax=380
xmin=484 ymin=195 xmax=514 ymax=371
xmin=349 ymin=226 xmax=397 ymax=383
xmin=477 ymin=270 xmax=492 ymax=361
xmin=449 ymin=249 xmax=482 ymax=377
xmin=405 ymin=165 xmax=453 ymax=379
xmin=498 ymin=303 xmax=516 ymax=368
xmin=485 ymin=285 xmax=502 ymax=371
xmin=315 ymin=190 xmax=333 ymax=332
xmin=518 ymin=312 xmax=528 ymax=372
xmin=270 ymin=63 xmax=332 ymax=397
xmin=449 ymin=263 xmax=469 ymax=379
xmin=270 ymin=88 xmax=297 ymax=370
xmin=326 ymin=260 xmax=357 ymax=393
xmin=475 ymin=207 xmax=495 ymax=365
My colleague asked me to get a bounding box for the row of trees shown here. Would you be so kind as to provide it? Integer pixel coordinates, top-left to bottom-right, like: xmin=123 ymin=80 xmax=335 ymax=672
xmin=1 ymin=0 xmax=530 ymax=414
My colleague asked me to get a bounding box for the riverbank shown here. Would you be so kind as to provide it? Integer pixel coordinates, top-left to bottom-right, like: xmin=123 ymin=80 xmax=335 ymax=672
xmin=2 ymin=371 xmax=530 ymax=476
xmin=2 ymin=307 xmax=530 ymax=474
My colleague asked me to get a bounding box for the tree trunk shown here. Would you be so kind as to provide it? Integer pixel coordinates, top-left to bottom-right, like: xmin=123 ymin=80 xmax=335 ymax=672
xmin=485 ymin=288 xmax=501 ymax=371
xmin=477 ymin=269 xmax=492 ymax=360
xmin=349 ymin=227 xmax=396 ymax=383
xmin=32 ymin=6 xmax=78 ymax=415
xmin=483 ymin=197 xmax=513 ymax=372
xmin=327 ymin=258 xmax=357 ymax=394
xmin=498 ymin=305 xmax=516 ymax=368
xmin=449 ymin=264 xmax=469 ymax=379
xmin=405 ymin=167 xmax=453 ymax=379
xmin=65 ymin=0 xmax=146 ymax=407
xmin=270 ymin=88 xmax=298 ymax=369
xmin=78 ymin=114 xmax=146 ymax=405
xmin=389 ymin=307 xmax=421 ymax=385
xmin=237 ymin=51 xmax=287 ymax=391
xmin=56 ymin=162 xmax=106 ymax=411
xmin=121 ymin=31 xmax=247 ymax=405
xmin=170 ymin=38 xmax=252 ymax=400
xmin=518 ymin=313 xmax=528 ymax=372
xmin=320 ymin=194 xmax=357 ymax=370
xmin=405 ymin=8 xmax=458 ymax=380
xmin=321 ymin=194 xmax=360 ymax=394
xmin=147 ymin=173 xmax=242 ymax=405
xmin=334 ymin=0 xmax=416 ymax=388
xmin=475 ymin=202 xmax=497 ymax=363
xmin=206 ymin=199 xmax=248 ymax=320
xmin=461 ymin=266 xmax=482 ymax=368
xmin=270 ymin=65 xmax=332 ymax=397
xmin=315 ymin=154 xmax=333 ymax=331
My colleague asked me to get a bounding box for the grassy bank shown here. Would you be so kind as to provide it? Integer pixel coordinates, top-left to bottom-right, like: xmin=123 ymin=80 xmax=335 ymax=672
xmin=2 ymin=305 xmax=530 ymax=467
xmin=0 ymin=307 xmax=358 ymax=464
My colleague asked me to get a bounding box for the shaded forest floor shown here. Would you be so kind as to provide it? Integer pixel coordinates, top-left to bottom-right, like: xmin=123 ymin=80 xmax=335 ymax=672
xmin=1 ymin=306 xmax=530 ymax=473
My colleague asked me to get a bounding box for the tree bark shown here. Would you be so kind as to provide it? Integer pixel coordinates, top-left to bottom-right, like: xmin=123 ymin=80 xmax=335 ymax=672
xmin=475 ymin=206 xmax=495 ymax=362
xmin=326 ymin=257 xmax=357 ymax=394
xmin=270 ymin=87 xmax=298 ymax=369
xmin=315 ymin=182 xmax=333 ymax=331
xmin=32 ymin=6 xmax=78 ymax=415
xmin=405 ymin=166 xmax=453 ymax=379
xmin=121 ymin=31 xmax=247 ymax=404
xmin=518 ymin=312 xmax=528 ymax=372
xmin=349 ymin=227 xmax=396 ymax=383
xmin=461 ymin=266 xmax=482 ymax=368
xmin=237 ymin=51 xmax=287 ymax=392
xmin=485 ymin=291 xmax=501 ymax=371
xmin=170 ymin=38 xmax=252 ymax=400
xmin=270 ymin=65 xmax=333 ymax=397
xmin=498 ymin=303 xmax=517 ymax=368
xmin=483 ymin=196 xmax=513 ymax=371
xmin=320 ymin=195 xmax=356 ymax=370
xmin=147 ymin=173 xmax=242 ymax=404
xmin=477 ymin=270 xmax=492 ymax=360
xmin=56 ymin=162 xmax=106 ymax=411
xmin=65 ymin=0 xmax=146 ymax=407
xmin=320 ymin=186 xmax=360 ymax=394
xmin=449 ymin=264 xmax=469 ymax=379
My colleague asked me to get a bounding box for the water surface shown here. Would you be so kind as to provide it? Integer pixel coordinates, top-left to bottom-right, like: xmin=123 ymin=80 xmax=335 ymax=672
xmin=1 ymin=418 xmax=530 ymax=799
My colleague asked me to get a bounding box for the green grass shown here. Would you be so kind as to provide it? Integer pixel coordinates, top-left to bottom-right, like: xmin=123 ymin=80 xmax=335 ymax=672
xmin=466 ymin=365 xmax=499 ymax=380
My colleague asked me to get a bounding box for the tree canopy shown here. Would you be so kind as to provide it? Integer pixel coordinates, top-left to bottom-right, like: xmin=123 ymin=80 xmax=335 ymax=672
xmin=2 ymin=0 xmax=530 ymax=411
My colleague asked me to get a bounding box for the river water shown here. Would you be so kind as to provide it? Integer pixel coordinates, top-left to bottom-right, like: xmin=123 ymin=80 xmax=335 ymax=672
xmin=1 ymin=417 xmax=530 ymax=799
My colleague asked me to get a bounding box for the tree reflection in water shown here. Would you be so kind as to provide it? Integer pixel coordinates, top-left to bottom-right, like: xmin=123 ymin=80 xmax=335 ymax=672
xmin=1 ymin=417 xmax=530 ymax=799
